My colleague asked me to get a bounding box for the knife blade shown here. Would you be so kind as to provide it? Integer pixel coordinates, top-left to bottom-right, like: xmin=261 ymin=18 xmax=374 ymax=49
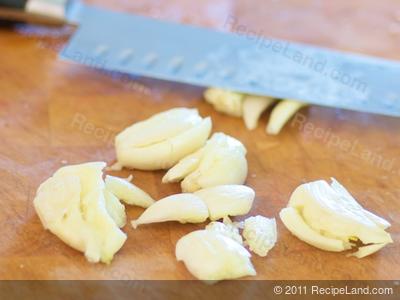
xmin=2 ymin=1 xmax=399 ymax=117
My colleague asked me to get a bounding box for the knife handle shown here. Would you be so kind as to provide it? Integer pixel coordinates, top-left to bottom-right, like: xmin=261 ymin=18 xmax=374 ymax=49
xmin=0 ymin=0 xmax=69 ymax=25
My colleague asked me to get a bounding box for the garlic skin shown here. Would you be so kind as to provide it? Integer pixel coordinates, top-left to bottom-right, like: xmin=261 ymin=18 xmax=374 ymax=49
xmin=280 ymin=178 xmax=392 ymax=257
xmin=195 ymin=185 xmax=254 ymax=221
xmin=243 ymin=96 xmax=275 ymax=130
xmin=131 ymin=193 xmax=209 ymax=228
xmin=243 ymin=216 xmax=277 ymax=257
xmin=105 ymin=175 xmax=154 ymax=208
xmin=205 ymin=221 xmax=243 ymax=245
xmin=176 ymin=230 xmax=256 ymax=281
xmin=163 ymin=133 xmax=248 ymax=192
xmin=204 ymin=88 xmax=244 ymax=117
xmin=115 ymin=108 xmax=212 ymax=170
xmin=33 ymin=162 xmax=127 ymax=264
xmin=266 ymin=99 xmax=306 ymax=135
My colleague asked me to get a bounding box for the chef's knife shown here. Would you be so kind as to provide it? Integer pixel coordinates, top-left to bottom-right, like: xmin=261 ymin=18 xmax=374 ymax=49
xmin=2 ymin=0 xmax=400 ymax=117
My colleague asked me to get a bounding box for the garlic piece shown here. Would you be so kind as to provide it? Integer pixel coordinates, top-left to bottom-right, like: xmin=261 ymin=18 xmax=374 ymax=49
xmin=161 ymin=149 xmax=204 ymax=183
xmin=243 ymin=95 xmax=275 ymax=130
xmin=34 ymin=162 xmax=127 ymax=264
xmin=131 ymin=193 xmax=208 ymax=228
xmin=205 ymin=221 xmax=243 ymax=244
xmin=164 ymin=132 xmax=248 ymax=192
xmin=266 ymin=99 xmax=306 ymax=135
xmin=242 ymin=215 xmax=277 ymax=257
xmin=115 ymin=108 xmax=212 ymax=170
xmin=280 ymin=178 xmax=393 ymax=256
xmin=351 ymin=243 xmax=388 ymax=258
xmin=176 ymin=230 xmax=256 ymax=281
xmin=105 ymin=175 xmax=154 ymax=208
xmin=204 ymin=88 xmax=244 ymax=117
xmin=195 ymin=185 xmax=254 ymax=220
xmin=104 ymin=189 xmax=126 ymax=228
xmin=280 ymin=207 xmax=347 ymax=252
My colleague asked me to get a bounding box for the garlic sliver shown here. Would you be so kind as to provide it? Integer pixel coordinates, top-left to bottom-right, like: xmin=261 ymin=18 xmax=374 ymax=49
xmin=243 ymin=96 xmax=275 ymax=130
xmin=131 ymin=193 xmax=209 ymax=228
xmin=351 ymin=243 xmax=388 ymax=258
xmin=162 ymin=149 xmax=204 ymax=183
xmin=194 ymin=185 xmax=254 ymax=221
xmin=105 ymin=175 xmax=154 ymax=208
xmin=104 ymin=189 xmax=126 ymax=228
xmin=280 ymin=207 xmax=346 ymax=252
xmin=242 ymin=215 xmax=277 ymax=257
xmin=176 ymin=230 xmax=256 ymax=281
xmin=266 ymin=99 xmax=306 ymax=135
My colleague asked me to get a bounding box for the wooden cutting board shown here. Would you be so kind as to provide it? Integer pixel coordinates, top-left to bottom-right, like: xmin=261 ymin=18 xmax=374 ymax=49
xmin=0 ymin=0 xmax=399 ymax=280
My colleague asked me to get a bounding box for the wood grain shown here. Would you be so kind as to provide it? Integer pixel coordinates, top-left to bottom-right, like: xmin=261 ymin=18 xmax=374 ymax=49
xmin=0 ymin=0 xmax=399 ymax=280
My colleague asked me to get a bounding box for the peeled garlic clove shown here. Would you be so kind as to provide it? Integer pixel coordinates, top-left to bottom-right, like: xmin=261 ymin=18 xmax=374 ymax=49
xmin=266 ymin=99 xmax=306 ymax=135
xmin=34 ymin=162 xmax=127 ymax=264
xmin=242 ymin=215 xmax=277 ymax=257
xmin=104 ymin=189 xmax=126 ymax=228
xmin=195 ymin=185 xmax=254 ymax=221
xmin=131 ymin=193 xmax=208 ymax=228
xmin=243 ymin=96 xmax=275 ymax=130
xmin=115 ymin=108 xmax=212 ymax=170
xmin=289 ymin=179 xmax=393 ymax=245
xmin=204 ymin=88 xmax=244 ymax=117
xmin=205 ymin=221 xmax=243 ymax=244
xmin=280 ymin=207 xmax=347 ymax=252
xmin=162 ymin=148 xmax=204 ymax=183
xmin=280 ymin=178 xmax=392 ymax=256
xmin=105 ymin=175 xmax=154 ymax=208
xmin=176 ymin=230 xmax=256 ymax=281
xmin=179 ymin=133 xmax=248 ymax=192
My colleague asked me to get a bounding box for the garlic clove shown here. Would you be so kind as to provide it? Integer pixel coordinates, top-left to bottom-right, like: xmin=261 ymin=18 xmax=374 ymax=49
xmin=105 ymin=175 xmax=154 ymax=208
xmin=280 ymin=178 xmax=393 ymax=257
xmin=288 ymin=179 xmax=393 ymax=246
xmin=242 ymin=95 xmax=275 ymax=130
xmin=179 ymin=133 xmax=248 ymax=192
xmin=131 ymin=193 xmax=209 ymax=228
xmin=266 ymin=99 xmax=307 ymax=135
xmin=242 ymin=215 xmax=277 ymax=257
xmin=176 ymin=230 xmax=256 ymax=281
xmin=194 ymin=185 xmax=254 ymax=221
xmin=116 ymin=108 xmax=202 ymax=148
xmin=115 ymin=108 xmax=212 ymax=170
xmin=34 ymin=162 xmax=127 ymax=264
